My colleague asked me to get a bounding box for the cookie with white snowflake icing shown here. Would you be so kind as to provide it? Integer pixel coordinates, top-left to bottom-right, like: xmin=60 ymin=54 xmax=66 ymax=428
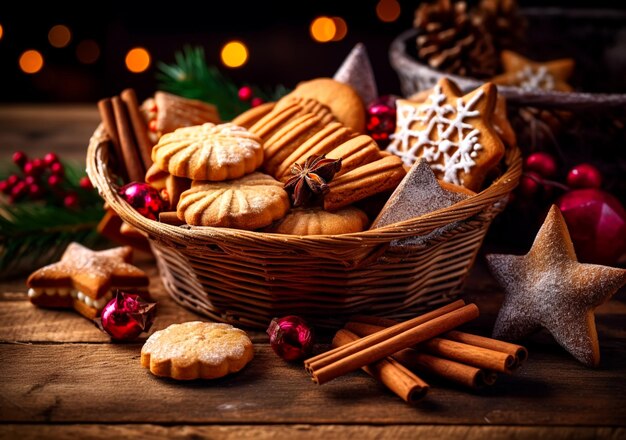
xmin=386 ymin=78 xmax=505 ymax=191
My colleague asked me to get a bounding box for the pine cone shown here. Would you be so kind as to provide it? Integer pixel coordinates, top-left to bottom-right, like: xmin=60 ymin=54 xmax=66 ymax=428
xmin=414 ymin=0 xmax=498 ymax=79
xmin=475 ymin=0 xmax=527 ymax=53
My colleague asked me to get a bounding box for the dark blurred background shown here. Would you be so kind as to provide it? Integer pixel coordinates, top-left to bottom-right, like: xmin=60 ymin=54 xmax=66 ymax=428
xmin=1 ymin=1 xmax=625 ymax=104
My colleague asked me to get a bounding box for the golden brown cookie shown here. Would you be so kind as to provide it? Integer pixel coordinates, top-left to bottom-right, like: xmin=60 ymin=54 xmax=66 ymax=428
xmin=249 ymin=97 xmax=334 ymax=141
xmin=325 ymin=155 xmax=407 ymax=212
xmin=152 ymin=123 xmax=263 ymax=181
xmin=284 ymin=78 xmax=366 ymax=132
xmin=27 ymin=243 xmax=149 ymax=320
xmin=325 ymin=135 xmax=383 ymax=177
xmin=141 ymin=321 xmax=254 ymax=380
xmin=492 ymin=50 xmax=574 ymax=92
xmin=231 ymin=102 xmax=276 ymax=129
xmin=265 ymin=206 xmax=369 ymax=235
xmin=150 ymin=91 xmax=221 ymax=136
xmin=177 ymin=172 xmax=290 ymax=230
xmin=386 ymin=78 xmax=505 ymax=192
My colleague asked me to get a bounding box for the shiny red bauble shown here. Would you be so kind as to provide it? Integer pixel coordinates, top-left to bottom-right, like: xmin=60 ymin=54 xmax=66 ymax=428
xmin=119 ymin=182 xmax=167 ymax=220
xmin=366 ymin=95 xmax=397 ymax=148
xmin=267 ymin=315 xmax=315 ymax=361
xmin=566 ymin=163 xmax=603 ymax=189
xmin=557 ymin=189 xmax=626 ymax=265
xmin=524 ymin=152 xmax=558 ymax=178
xmin=98 ymin=292 xmax=156 ymax=341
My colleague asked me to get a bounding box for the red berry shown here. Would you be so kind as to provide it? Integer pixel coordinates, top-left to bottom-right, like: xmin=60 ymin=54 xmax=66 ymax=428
xmin=48 ymin=174 xmax=63 ymax=187
xmin=524 ymin=152 xmax=557 ymax=178
xmin=0 ymin=181 xmax=10 ymax=194
xmin=24 ymin=175 xmax=37 ymax=186
xmin=6 ymin=174 xmax=20 ymax=187
xmin=79 ymin=176 xmax=93 ymax=189
xmin=566 ymin=163 xmax=602 ymax=189
xmin=12 ymin=151 xmax=28 ymax=168
xmin=238 ymin=86 xmax=253 ymax=101
xmin=24 ymin=159 xmax=45 ymax=176
xmin=518 ymin=171 xmax=542 ymax=197
xmin=29 ymin=183 xmax=44 ymax=199
xmin=43 ymin=152 xmax=59 ymax=166
xmin=50 ymin=162 xmax=64 ymax=176
xmin=251 ymin=97 xmax=264 ymax=107
xmin=64 ymin=192 xmax=79 ymax=208
xmin=10 ymin=181 xmax=28 ymax=199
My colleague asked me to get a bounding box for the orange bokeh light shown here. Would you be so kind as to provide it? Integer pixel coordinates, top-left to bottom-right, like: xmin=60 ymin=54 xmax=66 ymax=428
xmin=19 ymin=50 xmax=44 ymax=74
xmin=331 ymin=17 xmax=348 ymax=41
xmin=376 ymin=0 xmax=401 ymax=23
xmin=0 ymin=24 xmax=4 ymax=41
xmin=76 ymin=40 xmax=100 ymax=64
xmin=310 ymin=16 xmax=336 ymax=43
xmin=48 ymin=24 xmax=72 ymax=48
xmin=125 ymin=47 xmax=151 ymax=73
xmin=220 ymin=40 xmax=249 ymax=68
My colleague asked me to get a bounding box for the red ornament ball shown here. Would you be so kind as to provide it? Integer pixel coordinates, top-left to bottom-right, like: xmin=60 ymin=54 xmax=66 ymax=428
xmin=97 ymin=291 xmax=156 ymax=341
xmin=119 ymin=182 xmax=166 ymax=220
xmin=524 ymin=152 xmax=557 ymax=178
xmin=557 ymin=189 xmax=626 ymax=266
xmin=238 ymin=86 xmax=253 ymax=102
xmin=566 ymin=163 xmax=602 ymax=189
xmin=267 ymin=315 xmax=315 ymax=361
xmin=366 ymin=95 xmax=397 ymax=148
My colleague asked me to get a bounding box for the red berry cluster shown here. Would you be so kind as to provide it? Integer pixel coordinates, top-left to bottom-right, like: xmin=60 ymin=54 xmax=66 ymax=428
xmin=0 ymin=151 xmax=93 ymax=208
xmin=238 ymin=86 xmax=265 ymax=108
xmin=519 ymin=152 xmax=603 ymax=199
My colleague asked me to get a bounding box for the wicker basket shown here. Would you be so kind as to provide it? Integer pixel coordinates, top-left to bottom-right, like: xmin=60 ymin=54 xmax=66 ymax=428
xmin=87 ymin=125 xmax=522 ymax=329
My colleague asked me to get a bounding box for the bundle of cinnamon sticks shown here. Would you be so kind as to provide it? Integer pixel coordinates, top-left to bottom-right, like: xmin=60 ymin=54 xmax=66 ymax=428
xmin=305 ymin=300 xmax=527 ymax=404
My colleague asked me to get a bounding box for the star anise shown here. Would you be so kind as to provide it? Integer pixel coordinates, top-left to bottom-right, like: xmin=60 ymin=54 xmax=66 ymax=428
xmin=284 ymin=155 xmax=342 ymax=207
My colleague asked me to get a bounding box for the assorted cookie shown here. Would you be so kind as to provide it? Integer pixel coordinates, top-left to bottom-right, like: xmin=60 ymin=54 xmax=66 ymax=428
xmin=264 ymin=206 xmax=369 ymax=235
xmin=491 ymin=50 xmax=575 ymax=92
xmin=387 ymin=77 xmax=505 ymax=192
xmin=26 ymin=242 xmax=149 ymax=320
xmin=141 ymin=321 xmax=254 ymax=380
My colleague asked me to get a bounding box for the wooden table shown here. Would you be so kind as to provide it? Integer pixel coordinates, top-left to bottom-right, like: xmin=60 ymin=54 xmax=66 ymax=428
xmin=1 ymin=106 xmax=625 ymax=439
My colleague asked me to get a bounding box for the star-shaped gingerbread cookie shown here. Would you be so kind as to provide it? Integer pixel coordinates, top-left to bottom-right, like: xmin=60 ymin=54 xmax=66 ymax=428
xmin=27 ymin=242 xmax=150 ymax=319
xmin=386 ymin=77 xmax=504 ymax=192
xmin=492 ymin=50 xmax=574 ymax=92
xmin=486 ymin=205 xmax=626 ymax=367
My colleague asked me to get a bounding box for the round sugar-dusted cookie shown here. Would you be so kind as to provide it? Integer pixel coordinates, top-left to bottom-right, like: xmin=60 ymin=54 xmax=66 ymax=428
xmin=177 ymin=172 xmax=290 ymax=230
xmin=141 ymin=321 xmax=254 ymax=380
xmin=152 ymin=122 xmax=263 ymax=181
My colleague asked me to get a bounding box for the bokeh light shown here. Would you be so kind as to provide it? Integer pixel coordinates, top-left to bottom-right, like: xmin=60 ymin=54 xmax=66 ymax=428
xmin=125 ymin=47 xmax=151 ymax=73
xmin=48 ymin=24 xmax=72 ymax=48
xmin=331 ymin=17 xmax=348 ymax=41
xmin=376 ymin=0 xmax=401 ymax=23
xmin=76 ymin=40 xmax=100 ymax=64
xmin=310 ymin=16 xmax=336 ymax=43
xmin=19 ymin=50 xmax=44 ymax=74
xmin=0 ymin=24 xmax=4 ymax=41
xmin=220 ymin=40 xmax=248 ymax=68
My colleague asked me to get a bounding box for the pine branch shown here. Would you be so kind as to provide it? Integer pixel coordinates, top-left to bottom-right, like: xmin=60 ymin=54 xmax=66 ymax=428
xmin=157 ymin=45 xmax=289 ymax=121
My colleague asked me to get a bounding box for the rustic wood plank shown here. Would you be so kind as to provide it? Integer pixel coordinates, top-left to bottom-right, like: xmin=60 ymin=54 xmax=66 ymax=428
xmin=0 ymin=424 xmax=623 ymax=440
xmin=1 ymin=339 xmax=624 ymax=425
xmin=0 ymin=105 xmax=99 ymax=163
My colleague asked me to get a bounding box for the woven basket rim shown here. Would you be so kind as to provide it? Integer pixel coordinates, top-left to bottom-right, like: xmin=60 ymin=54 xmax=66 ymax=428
xmin=389 ymin=29 xmax=626 ymax=109
xmin=86 ymin=124 xmax=522 ymax=249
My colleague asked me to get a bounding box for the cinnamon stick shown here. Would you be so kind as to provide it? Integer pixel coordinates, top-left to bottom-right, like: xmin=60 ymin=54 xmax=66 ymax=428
xmin=351 ymin=315 xmax=528 ymax=368
xmin=346 ymin=321 xmax=515 ymax=373
xmin=333 ymin=329 xmax=429 ymax=403
xmin=121 ymin=88 xmax=153 ymax=170
xmin=305 ymin=299 xmax=466 ymax=372
xmin=112 ymin=96 xmax=145 ymax=182
xmin=445 ymin=330 xmax=528 ymax=367
xmin=309 ymin=303 xmax=479 ymax=385
xmin=97 ymin=98 xmax=127 ymax=181
xmin=392 ymin=349 xmax=497 ymax=389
